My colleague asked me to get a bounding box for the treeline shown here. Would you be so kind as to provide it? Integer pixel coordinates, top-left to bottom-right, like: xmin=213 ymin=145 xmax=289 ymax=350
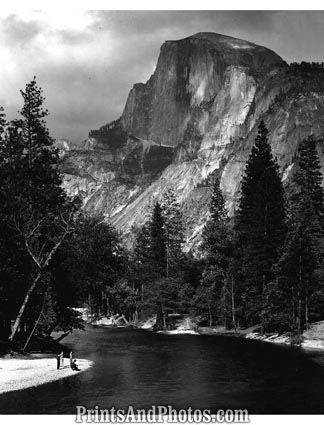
xmin=290 ymin=62 xmax=324 ymax=71
xmin=88 ymin=118 xmax=127 ymax=150
xmin=130 ymin=121 xmax=324 ymax=342
xmin=1 ymin=79 xmax=324 ymax=351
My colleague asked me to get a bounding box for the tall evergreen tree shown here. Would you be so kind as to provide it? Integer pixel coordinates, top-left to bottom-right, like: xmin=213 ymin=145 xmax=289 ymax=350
xmin=209 ymin=177 xmax=227 ymax=222
xmin=198 ymin=177 xmax=236 ymax=328
xmin=267 ymin=136 xmax=324 ymax=340
xmin=131 ymin=223 xmax=152 ymax=320
xmin=148 ymin=202 xmax=167 ymax=329
xmin=235 ymin=120 xmax=286 ymax=328
xmin=0 ymin=78 xmax=77 ymax=343
xmin=150 ymin=202 xmax=167 ymax=276
xmin=0 ymin=106 xmax=5 ymax=136
xmin=160 ymin=188 xmax=184 ymax=277
xmin=291 ymin=135 xmax=324 ymax=224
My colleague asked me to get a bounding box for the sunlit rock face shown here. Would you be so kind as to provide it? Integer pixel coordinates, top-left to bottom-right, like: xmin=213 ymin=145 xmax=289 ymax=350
xmin=121 ymin=32 xmax=284 ymax=147
xmin=60 ymin=32 xmax=324 ymax=250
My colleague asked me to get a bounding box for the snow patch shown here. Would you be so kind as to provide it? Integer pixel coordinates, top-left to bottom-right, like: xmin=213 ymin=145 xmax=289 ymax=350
xmin=141 ymin=316 xmax=156 ymax=329
xmin=158 ymin=329 xmax=199 ymax=335
xmin=228 ymin=42 xmax=253 ymax=50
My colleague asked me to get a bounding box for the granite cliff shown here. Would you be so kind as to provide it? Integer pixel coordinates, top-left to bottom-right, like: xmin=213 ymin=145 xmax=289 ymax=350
xmin=60 ymin=32 xmax=324 ymax=250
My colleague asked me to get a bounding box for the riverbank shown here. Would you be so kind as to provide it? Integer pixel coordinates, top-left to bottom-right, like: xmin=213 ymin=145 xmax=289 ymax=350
xmin=0 ymin=357 xmax=93 ymax=395
xmin=153 ymin=317 xmax=324 ymax=352
xmin=243 ymin=321 xmax=324 ymax=351
xmin=76 ymin=308 xmax=324 ymax=352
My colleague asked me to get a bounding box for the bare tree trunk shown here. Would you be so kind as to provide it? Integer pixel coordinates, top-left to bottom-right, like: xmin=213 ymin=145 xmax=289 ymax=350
xmin=260 ymin=274 xmax=266 ymax=335
xmin=88 ymin=294 xmax=92 ymax=317
xmin=231 ymin=277 xmax=236 ymax=330
xmin=166 ymin=246 xmax=169 ymax=278
xmin=133 ymin=309 xmax=138 ymax=325
xmin=121 ymin=315 xmax=130 ymax=326
xmin=141 ymin=283 xmax=144 ymax=321
xmin=155 ymin=304 xmax=164 ymax=330
xmin=9 ymin=229 xmax=69 ymax=343
xmin=9 ymin=271 xmax=42 ymax=342
xmin=166 ymin=229 xmax=170 ymax=279
xmin=23 ymin=299 xmax=45 ymax=351
xmin=305 ymin=277 xmax=309 ymax=330
xmin=296 ymin=251 xmax=303 ymax=345
xmin=297 ymin=297 xmax=302 ymax=345
xmin=290 ymin=286 xmax=296 ymax=342
xmin=208 ymin=305 xmax=212 ymax=327
xmin=221 ymin=284 xmax=226 ymax=329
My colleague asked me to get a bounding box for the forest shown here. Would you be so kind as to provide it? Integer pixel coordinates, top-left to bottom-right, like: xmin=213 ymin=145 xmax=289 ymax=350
xmin=0 ymin=78 xmax=324 ymax=352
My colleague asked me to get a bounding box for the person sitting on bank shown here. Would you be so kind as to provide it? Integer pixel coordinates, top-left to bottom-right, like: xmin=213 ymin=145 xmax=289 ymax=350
xmin=71 ymin=359 xmax=80 ymax=371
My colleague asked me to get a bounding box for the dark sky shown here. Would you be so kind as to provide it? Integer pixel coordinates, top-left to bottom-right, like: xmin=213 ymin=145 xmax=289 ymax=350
xmin=1 ymin=10 xmax=324 ymax=144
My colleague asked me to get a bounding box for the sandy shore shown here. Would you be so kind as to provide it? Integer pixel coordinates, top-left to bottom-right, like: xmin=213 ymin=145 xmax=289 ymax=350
xmin=0 ymin=357 xmax=93 ymax=395
xmin=245 ymin=331 xmax=324 ymax=351
xmin=152 ymin=320 xmax=324 ymax=352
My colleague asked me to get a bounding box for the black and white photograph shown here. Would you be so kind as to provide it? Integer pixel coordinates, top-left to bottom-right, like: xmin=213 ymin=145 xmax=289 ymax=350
xmin=1 ymin=5 xmax=324 ymax=422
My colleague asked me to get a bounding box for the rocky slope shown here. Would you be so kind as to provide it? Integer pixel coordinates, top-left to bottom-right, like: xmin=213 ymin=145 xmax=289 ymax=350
xmin=60 ymin=32 xmax=324 ymax=250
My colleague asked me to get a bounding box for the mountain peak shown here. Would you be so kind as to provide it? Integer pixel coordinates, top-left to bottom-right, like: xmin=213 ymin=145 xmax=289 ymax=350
xmin=163 ymin=31 xmax=285 ymax=72
xmin=186 ymin=32 xmax=258 ymax=49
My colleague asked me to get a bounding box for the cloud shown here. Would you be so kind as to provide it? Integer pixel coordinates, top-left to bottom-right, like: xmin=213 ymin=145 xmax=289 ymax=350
xmin=1 ymin=13 xmax=43 ymax=46
xmin=0 ymin=11 xmax=324 ymax=144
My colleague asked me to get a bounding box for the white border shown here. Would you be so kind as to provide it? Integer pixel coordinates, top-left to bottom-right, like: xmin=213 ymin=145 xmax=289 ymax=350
xmin=1 ymin=1 xmax=324 ymax=11
xmin=0 ymin=4 xmax=323 ymax=424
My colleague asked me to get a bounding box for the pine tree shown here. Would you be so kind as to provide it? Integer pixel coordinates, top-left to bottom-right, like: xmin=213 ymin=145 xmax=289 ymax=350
xmin=209 ymin=177 xmax=227 ymax=222
xmin=268 ymin=136 xmax=324 ymax=340
xmin=150 ymin=202 xmax=167 ymax=277
xmin=0 ymin=106 xmax=5 ymax=136
xmin=160 ymin=188 xmax=184 ymax=277
xmin=235 ymin=120 xmax=286 ymax=329
xmin=132 ymin=223 xmax=152 ymax=320
xmin=148 ymin=202 xmax=168 ymax=330
xmin=0 ymin=78 xmax=77 ymax=343
xmin=199 ymin=177 xmax=236 ymax=328
xmin=291 ymin=135 xmax=324 ymax=224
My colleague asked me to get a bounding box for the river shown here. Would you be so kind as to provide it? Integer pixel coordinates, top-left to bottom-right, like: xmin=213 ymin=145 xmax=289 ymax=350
xmin=1 ymin=325 xmax=324 ymax=414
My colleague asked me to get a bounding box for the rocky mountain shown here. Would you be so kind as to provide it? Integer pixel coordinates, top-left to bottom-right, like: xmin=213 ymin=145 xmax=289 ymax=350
xmin=60 ymin=32 xmax=324 ymax=250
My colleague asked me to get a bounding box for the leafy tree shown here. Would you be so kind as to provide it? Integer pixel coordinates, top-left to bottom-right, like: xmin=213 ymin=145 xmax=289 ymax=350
xmin=58 ymin=214 xmax=126 ymax=317
xmin=235 ymin=120 xmax=286 ymax=329
xmin=194 ymin=269 xmax=219 ymax=327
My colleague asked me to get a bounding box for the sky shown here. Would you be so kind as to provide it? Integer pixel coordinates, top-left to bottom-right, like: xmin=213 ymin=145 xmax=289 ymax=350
xmin=0 ymin=10 xmax=324 ymax=144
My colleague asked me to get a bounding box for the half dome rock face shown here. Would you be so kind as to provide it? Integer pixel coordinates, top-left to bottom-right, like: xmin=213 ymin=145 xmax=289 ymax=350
xmin=61 ymin=32 xmax=324 ymax=250
xmin=120 ymin=32 xmax=285 ymax=148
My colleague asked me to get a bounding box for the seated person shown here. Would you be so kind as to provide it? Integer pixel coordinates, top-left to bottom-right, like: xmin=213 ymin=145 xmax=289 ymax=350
xmin=71 ymin=359 xmax=80 ymax=371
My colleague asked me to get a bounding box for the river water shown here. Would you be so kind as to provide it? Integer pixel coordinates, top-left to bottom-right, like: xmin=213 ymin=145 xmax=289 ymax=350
xmin=1 ymin=325 xmax=324 ymax=414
